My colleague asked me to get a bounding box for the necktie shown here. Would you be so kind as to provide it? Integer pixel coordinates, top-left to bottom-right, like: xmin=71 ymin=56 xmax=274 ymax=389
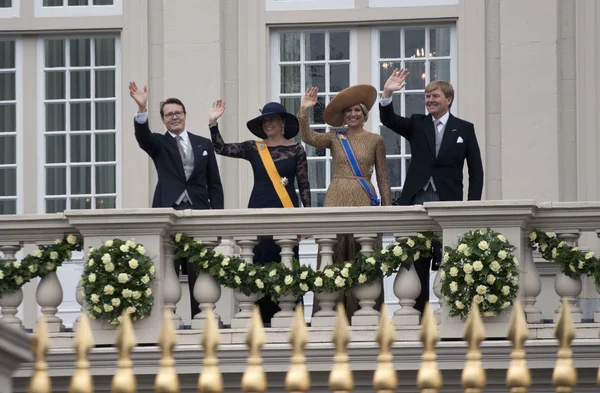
xmin=177 ymin=135 xmax=187 ymax=158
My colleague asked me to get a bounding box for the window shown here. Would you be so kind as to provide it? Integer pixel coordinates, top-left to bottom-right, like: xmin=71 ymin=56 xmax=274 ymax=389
xmin=0 ymin=0 xmax=19 ymax=18
xmin=375 ymin=26 xmax=455 ymax=204
xmin=39 ymin=37 xmax=119 ymax=213
xmin=0 ymin=40 xmax=20 ymax=215
xmin=271 ymin=29 xmax=355 ymax=206
xmin=36 ymin=0 xmax=122 ymax=17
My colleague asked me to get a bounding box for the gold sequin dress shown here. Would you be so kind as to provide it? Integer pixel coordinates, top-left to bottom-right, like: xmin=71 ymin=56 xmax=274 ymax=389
xmin=298 ymin=113 xmax=392 ymax=318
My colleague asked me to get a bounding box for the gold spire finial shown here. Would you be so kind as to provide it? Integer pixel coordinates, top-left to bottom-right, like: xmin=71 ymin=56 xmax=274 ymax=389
xmin=329 ymin=303 xmax=353 ymax=393
xmin=241 ymin=306 xmax=266 ymax=393
xmin=111 ymin=311 xmax=137 ymax=393
xmin=506 ymin=300 xmax=531 ymax=393
xmin=285 ymin=306 xmax=310 ymax=393
xmin=155 ymin=309 xmax=179 ymax=393
xmin=553 ymin=300 xmax=576 ymax=393
xmin=417 ymin=303 xmax=442 ymax=393
xmin=373 ymin=304 xmax=397 ymax=393
xmin=461 ymin=302 xmax=486 ymax=393
xmin=69 ymin=313 xmax=94 ymax=393
xmin=28 ymin=316 xmax=51 ymax=393
xmin=199 ymin=309 xmax=223 ymax=393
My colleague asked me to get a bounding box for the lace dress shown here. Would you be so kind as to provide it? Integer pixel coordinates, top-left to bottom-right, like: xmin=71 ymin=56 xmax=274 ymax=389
xmin=210 ymin=125 xmax=311 ymax=323
xmin=297 ymin=112 xmax=392 ymax=319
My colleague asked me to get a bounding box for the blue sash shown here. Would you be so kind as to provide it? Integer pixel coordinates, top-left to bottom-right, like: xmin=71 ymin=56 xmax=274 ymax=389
xmin=336 ymin=132 xmax=380 ymax=206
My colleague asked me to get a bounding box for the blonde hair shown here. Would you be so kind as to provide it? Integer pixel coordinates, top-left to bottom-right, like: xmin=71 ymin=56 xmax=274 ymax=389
xmin=344 ymin=103 xmax=370 ymax=124
xmin=425 ymin=81 xmax=454 ymax=107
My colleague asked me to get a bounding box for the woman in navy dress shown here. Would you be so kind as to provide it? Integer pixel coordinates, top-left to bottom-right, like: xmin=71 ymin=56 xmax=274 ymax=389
xmin=208 ymin=100 xmax=311 ymax=324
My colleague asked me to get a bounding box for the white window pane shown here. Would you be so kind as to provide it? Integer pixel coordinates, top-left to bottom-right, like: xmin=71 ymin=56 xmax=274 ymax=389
xmin=0 ymin=167 xmax=16 ymax=196
xmin=405 ymin=93 xmax=425 ymax=116
xmin=386 ymin=159 xmax=403 ymax=188
xmin=95 ymin=102 xmax=115 ymax=130
xmin=280 ymin=65 xmax=300 ymax=93
xmin=431 ymin=59 xmax=451 ymax=82
xmin=96 ymin=165 xmax=115 ymax=193
xmin=379 ymin=61 xmax=401 ymax=91
xmin=405 ymin=61 xmax=425 ymax=89
xmin=305 ymin=128 xmax=327 ymax=157
xmin=94 ymin=38 xmax=115 ymax=66
xmin=70 ymin=38 xmax=90 ymax=67
xmin=308 ymin=160 xmax=327 ymax=189
xmin=45 ymin=71 xmax=66 ymax=99
xmin=94 ymin=0 xmax=114 ymax=5
xmin=280 ymin=32 xmax=300 ymax=62
xmin=310 ymin=192 xmax=326 ymax=207
xmin=0 ymin=104 xmax=15 ymax=132
xmin=329 ymin=64 xmax=349 ymax=92
xmin=95 ymin=133 xmax=115 ymax=161
xmin=70 ymin=197 xmax=92 ymax=209
xmin=70 ymin=102 xmax=91 ymax=130
xmin=46 ymin=103 xmax=66 ymax=131
xmin=280 ymin=97 xmax=300 ymax=117
xmin=68 ymin=0 xmax=88 ymax=5
xmin=44 ymin=0 xmax=63 ymax=6
xmin=96 ymin=196 xmax=115 ymax=208
xmin=380 ymin=30 xmax=400 ymax=59
xmin=0 ymin=200 xmax=16 ymax=214
xmin=95 ymin=70 xmax=115 ymax=98
xmin=329 ymin=31 xmax=349 ymax=60
xmin=0 ymin=41 xmax=15 ymax=67
xmin=307 ymin=96 xmax=325 ymax=124
xmin=305 ymin=64 xmax=325 ymax=91
xmin=380 ymin=127 xmax=402 ymax=155
xmin=46 ymin=167 xmax=67 ymax=195
xmin=46 ymin=199 xmax=67 ymax=213
xmin=70 ymin=134 xmax=91 ymax=162
xmin=70 ymin=70 xmax=91 ymax=99
xmin=405 ymin=28 xmax=426 ymax=58
xmin=305 ymin=32 xmax=325 ymax=61
xmin=0 ymin=73 xmax=15 ymax=100
xmin=46 ymin=135 xmax=66 ymax=163
xmin=0 ymin=135 xmax=15 ymax=164
xmin=71 ymin=166 xmax=91 ymax=194
xmin=430 ymin=27 xmax=451 ymax=57
xmin=44 ymin=40 xmax=65 ymax=67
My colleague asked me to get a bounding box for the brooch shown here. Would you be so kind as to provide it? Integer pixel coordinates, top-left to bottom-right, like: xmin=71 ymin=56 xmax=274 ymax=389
xmin=259 ymin=143 xmax=265 ymax=150
xmin=280 ymin=177 xmax=289 ymax=186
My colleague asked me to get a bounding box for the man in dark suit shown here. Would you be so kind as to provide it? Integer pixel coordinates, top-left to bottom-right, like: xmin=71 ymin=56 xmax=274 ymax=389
xmin=379 ymin=69 xmax=484 ymax=315
xmin=128 ymin=81 xmax=224 ymax=319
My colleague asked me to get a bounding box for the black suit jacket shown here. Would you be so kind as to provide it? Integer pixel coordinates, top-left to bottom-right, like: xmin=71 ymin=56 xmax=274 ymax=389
xmin=134 ymin=120 xmax=224 ymax=209
xmin=379 ymin=103 xmax=484 ymax=205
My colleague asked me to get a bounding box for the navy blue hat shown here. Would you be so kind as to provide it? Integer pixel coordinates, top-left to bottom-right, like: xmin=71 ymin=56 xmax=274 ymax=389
xmin=246 ymin=102 xmax=300 ymax=140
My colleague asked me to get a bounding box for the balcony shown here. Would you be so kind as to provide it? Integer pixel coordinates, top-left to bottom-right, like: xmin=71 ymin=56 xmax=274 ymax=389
xmin=2 ymin=200 xmax=600 ymax=392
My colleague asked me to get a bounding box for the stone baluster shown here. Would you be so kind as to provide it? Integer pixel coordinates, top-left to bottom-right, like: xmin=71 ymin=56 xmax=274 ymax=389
xmin=35 ymin=241 xmax=65 ymax=332
xmin=271 ymin=236 xmax=300 ymax=328
xmin=595 ymin=230 xmax=600 ymax=322
xmin=163 ymin=240 xmax=183 ymax=329
xmin=73 ymin=279 xmax=85 ymax=331
xmin=553 ymin=232 xmax=582 ymax=323
xmin=352 ymin=234 xmax=381 ymax=326
xmin=311 ymin=235 xmax=339 ymax=327
xmin=392 ymin=235 xmax=422 ymax=326
xmin=521 ymin=234 xmax=542 ymax=323
xmin=0 ymin=244 xmax=24 ymax=329
xmin=192 ymin=238 xmax=223 ymax=329
xmin=231 ymin=237 xmax=259 ymax=328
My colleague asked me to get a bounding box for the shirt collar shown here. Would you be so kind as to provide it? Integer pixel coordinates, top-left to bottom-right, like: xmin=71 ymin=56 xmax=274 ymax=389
xmin=432 ymin=111 xmax=450 ymax=126
xmin=168 ymin=130 xmax=189 ymax=141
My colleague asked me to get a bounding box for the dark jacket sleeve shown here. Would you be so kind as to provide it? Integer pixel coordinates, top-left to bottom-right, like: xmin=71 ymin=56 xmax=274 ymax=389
xmin=134 ymin=119 xmax=160 ymax=159
xmin=379 ymin=102 xmax=416 ymax=140
xmin=204 ymin=139 xmax=224 ymax=209
xmin=466 ymin=125 xmax=484 ymax=200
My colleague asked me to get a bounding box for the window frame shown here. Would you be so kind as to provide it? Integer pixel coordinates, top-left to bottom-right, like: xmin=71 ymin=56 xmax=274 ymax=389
xmin=35 ymin=0 xmax=122 ymax=17
xmin=0 ymin=38 xmax=22 ymax=214
xmin=270 ymin=27 xmax=358 ymax=207
xmin=0 ymin=0 xmax=20 ymax=18
xmin=370 ymin=24 xmax=457 ymax=199
xmin=36 ymin=34 xmax=121 ymax=213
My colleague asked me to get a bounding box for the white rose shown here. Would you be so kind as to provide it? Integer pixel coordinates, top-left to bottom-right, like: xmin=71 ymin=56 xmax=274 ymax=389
xmin=502 ymin=301 xmax=511 ymax=309
xmin=175 ymin=233 xmax=182 ymax=243
xmin=401 ymin=254 xmax=408 ymax=262
xmin=117 ymin=273 xmax=130 ymax=284
xmin=90 ymin=294 xmax=100 ymax=303
xmin=502 ymin=286 xmax=510 ymax=296
xmin=358 ymin=274 xmax=367 ymax=284
xmin=392 ymin=246 xmax=403 ymax=256
xmin=128 ymin=259 xmax=139 ymax=269
xmin=234 ymin=276 xmax=242 ymax=285
xmin=513 ymin=257 xmax=519 ymax=267
xmin=443 ymin=252 xmax=449 ymax=263
xmin=149 ymin=265 xmax=155 ymax=274
xmin=87 ymin=247 xmax=96 ymax=257
xmin=547 ymin=232 xmax=556 ymax=238
xmin=381 ymin=248 xmax=389 ymax=254
xmin=88 ymin=259 xmax=95 ymax=267
xmin=476 ymin=285 xmax=487 ymax=295
xmin=540 ymin=243 xmax=548 ymax=252
xmin=269 ymin=269 xmax=277 ymax=277
xmin=414 ymin=251 xmax=421 ymax=260
xmin=464 ymin=274 xmax=474 ymax=284
xmin=324 ymin=269 xmax=334 ymax=278
xmin=67 ymin=234 xmax=78 ymax=245
xmin=457 ymin=244 xmax=468 ymax=254
xmin=284 ymin=275 xmax=293 ymax=285
xmin=511 ymin=277 xmax=519 ymax=286
xmin=29 ymin=265 xmax=38 ymax=273
xmin=0 ymin=271 xmax=4 ymax=279
xmin=103 ymin=304 xmax=113 ymax=312
xmin=12 ymin=261 xmax=21 ymax=269
xmin=334 ymin=276 xmax=346 ymax=288
xmin=529 ymin=232 xmax=537 ymax=241
xmin=105 ymin=240 xmax=113 ymax=247
xmin=449 ymin=267 xmax=458 ymax=277
xmin=55 ymin=239 xmax=62 ymax=245
xmin=219 ymin=269 xmax=225 ymax=277
xmin=478 ymin=241 xmax=489 ymax=251
xmin=88 ymin=273 xmax=96 ymax=283
xmin=299 ymin=283 xmax=309 ymax=292
xmin=126 ymin=240 xmax=136 ymax=248
xmin=314 ymin=277 xmax=323 ymax=287
xmin=132 ymin=291 xmax=142 ymax=300
xmin=473 ymin=295 xmax=484 ymax=304
xmin=449 ymin=281 xmax=458 ymax=293
xmin=33 ymin=249 xmax=43 ymax=258
xmin=572 ymin=247 xmax=580 ymax=252
xmin=300 ymin=271 xmax=308 ymax=280
xmin=141 ymin=275 xmax=150 ymax=284
xmin=417 ymin=233 xmax=425 ymax=238
xmin=407 ymin=238 xmax=415 ymax=247
xmin=104 ymin=262 xmax=115 ymax=272
xmin=341 ymin=268 xmax=349 ymax=278
xmin=558 ymin=241 xmax=566 ymax=248
xmin=486 ymin=294 xmax=498 ymax=304
xmin=473 ymin=261 xmax=484 ymax=271
xmin=238 ymin=263 xmax=246 ymax=272
xmin=120 ymin=245 xmax=129 ymax=253
xmin=366 ymin=257 xmax=376 ymax=265
xmin=381 ymin=263 xmax=390 ymax=273
xmin=221 ymin=257 xmax=230 ymax=266
xmin=274 ymin=285 xmax=281 ymax=293
xmin=463 ymin=264 xmax=473 ymax=274
xmin=440 ymin=271 xmax=446 ymax=280
xmin=578 ymin=261 xmax=585 ymax=269
xmin=255 ymin=279 xmax=264 ymax=289
xmin=487 ymin=274 xmax=496 ymax=285
xmin=497 ymin=250 xmax=507 ymax=260
xmin=200 ymin=249 xmax=207 ymax=257
xmin=15 ymin=276 xmax=23 ymax=285
xmin=104 ymin=285 xmax=114 ymax=295
xmin=111 ymin=298 xmax=121 ymax=307
xmin=93 ymin=306 xmax=102 ymax=313
xmin=497 ymin=234 xmax=507 ymax=243
xmin=484 ymin=311 xmax=496 ymax=317
xmin=122 ymin=289 xmax=132 ymax=298
xmin=127 ymin=306 xmax=136 ymax=314
xmin=425 ymin=240 xmax=432 ymax=249
xmin=145 ymin=288 xmax=153 ymax=296
xmin=490 ymin=261 xmax=501 ymax=272
xmin=249 ymin=270 xmax=256 ymax=277
xmin=136 ymin=245 xmax=146 ymax=255
xmin=101 ymin=253 xmax=111 ymax=264
xmin=585 ymin=251 xmax=595 ymax=260
xmin=454 ymin=300 xmax=465 ymax=309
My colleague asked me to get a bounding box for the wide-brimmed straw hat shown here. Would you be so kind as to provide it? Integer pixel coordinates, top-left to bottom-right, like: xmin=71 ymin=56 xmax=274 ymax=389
xmin=246 ymin=102 xmax=299 ymax=140
xmin=323 ymin=84 xmax=378 ymax=127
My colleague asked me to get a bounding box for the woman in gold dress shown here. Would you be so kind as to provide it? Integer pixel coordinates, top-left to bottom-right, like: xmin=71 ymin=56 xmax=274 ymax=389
xmin=298 ymin=84 xmax=392 ymax=318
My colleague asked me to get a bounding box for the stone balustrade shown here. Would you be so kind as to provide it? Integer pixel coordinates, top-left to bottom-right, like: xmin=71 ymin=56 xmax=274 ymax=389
xmin=0 ymin=201 xmax=600 ymax=348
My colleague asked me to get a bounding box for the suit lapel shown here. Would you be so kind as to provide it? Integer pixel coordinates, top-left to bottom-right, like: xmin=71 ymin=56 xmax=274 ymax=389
xmin=437 ymin=114 xmax=458 ymax=159
xmin=163 ymin=132 xmax=186 ymax=181
xmin=422 ymin=116 xmax=436 ymax=157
